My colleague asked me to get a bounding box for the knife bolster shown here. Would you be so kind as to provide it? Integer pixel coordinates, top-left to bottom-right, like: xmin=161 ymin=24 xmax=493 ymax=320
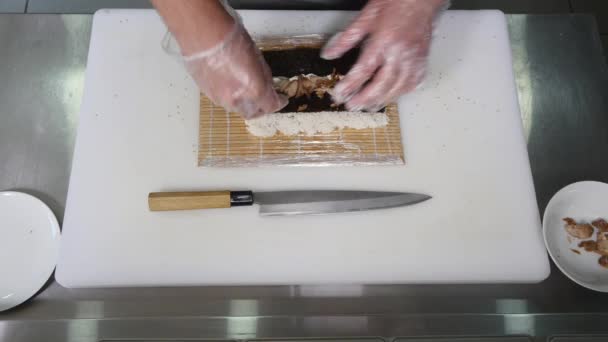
xmin=230 ymin=191 xmax=254 ymax=207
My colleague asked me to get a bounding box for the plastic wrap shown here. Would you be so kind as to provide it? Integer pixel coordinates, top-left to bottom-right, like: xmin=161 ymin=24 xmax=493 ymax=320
xmin=197 ymin=35 xmax=405 ymax=168
xmin=321 ymin=0 xmax=450 ymax=112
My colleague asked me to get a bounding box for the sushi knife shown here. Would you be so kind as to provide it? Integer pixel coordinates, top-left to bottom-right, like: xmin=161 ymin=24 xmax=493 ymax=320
xmin=148 ymin=190 xmax=431 ymax=216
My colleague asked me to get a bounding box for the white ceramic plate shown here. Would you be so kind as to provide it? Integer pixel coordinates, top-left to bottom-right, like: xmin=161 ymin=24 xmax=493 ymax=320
xmin=543 ymin=181 xmax=608 ymax=292
xmin=0 ymin=191 xmax=61 ymax=312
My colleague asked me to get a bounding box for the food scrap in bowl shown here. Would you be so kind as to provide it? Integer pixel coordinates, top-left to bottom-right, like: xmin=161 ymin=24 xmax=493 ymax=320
xmin=600 ymin=256 xmax=608 ymax=269
xmin=597 ymin=240 xmax=608 ymax=256
xmin=592 ymin=218 xmax=608 ymax=232
xmin=564 ymin=217 xmax=608 ymax=269
xmin=578 ymin=240 xmax=597 ymax=252
xmin=564 ymin=218 xmax=594 ymax=239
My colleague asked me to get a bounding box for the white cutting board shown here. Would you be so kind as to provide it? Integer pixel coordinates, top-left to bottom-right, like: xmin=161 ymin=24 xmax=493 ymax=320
xmin=57 ymin=9 xmax=550 ymax=287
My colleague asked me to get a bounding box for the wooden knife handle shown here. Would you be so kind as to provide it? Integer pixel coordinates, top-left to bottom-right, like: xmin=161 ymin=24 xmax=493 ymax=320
xmin=148 ymin=191 xmax=253 ymax=211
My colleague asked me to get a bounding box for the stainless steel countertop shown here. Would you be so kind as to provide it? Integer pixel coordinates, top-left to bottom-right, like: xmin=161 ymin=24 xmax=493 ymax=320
xmin=1 ymin=13 xmax=608 ymax=342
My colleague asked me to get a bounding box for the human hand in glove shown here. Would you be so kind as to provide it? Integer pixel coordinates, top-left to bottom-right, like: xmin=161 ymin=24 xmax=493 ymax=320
xmin=321 ymin=0 xmax=449 ymax=112
xmin=153 ymin=0 xmax=287 ymax=119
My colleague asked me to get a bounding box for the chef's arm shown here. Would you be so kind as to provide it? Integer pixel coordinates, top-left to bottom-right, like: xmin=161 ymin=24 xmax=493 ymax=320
xmin=150 ymin=0 xmax=235 ymax=55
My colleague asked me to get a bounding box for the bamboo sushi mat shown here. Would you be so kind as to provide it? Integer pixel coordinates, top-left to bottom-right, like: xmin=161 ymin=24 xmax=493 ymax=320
xmin=198 ymin=37 xmax=405 ymax=167
xmin=198 ymin=98 xmax=404 ymax=167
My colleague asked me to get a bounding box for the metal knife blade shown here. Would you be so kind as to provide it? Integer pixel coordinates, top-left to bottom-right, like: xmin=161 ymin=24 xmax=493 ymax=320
xmin=254 ymin=190 xmax=431 ymax=216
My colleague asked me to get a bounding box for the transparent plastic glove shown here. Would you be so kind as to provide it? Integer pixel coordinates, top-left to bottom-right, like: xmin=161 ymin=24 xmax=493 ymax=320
xmin=183 ymin=23 xmax=287 ymax=119
xmin=321 ymin=0 xmax=449 ymax=112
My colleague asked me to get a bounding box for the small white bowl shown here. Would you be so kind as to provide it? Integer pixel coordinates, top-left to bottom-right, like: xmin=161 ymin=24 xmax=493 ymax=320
xmin=543 ymin=181 xmax=608 ymax=292
xmin=0 ymin=191 xmax=61 ymax=312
